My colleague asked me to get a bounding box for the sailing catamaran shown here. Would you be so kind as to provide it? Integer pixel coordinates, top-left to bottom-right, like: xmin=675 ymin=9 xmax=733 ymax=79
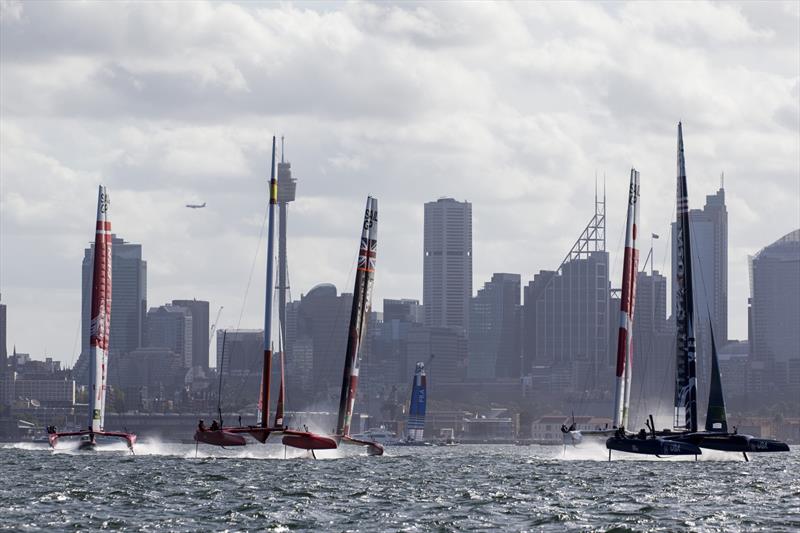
xmin=564 ymin=168 xmax=649 ymax=447
xmin=48 ymin=186 xmax=137 ymax=452
xmin=606 ymin=123 xmax=790 ymax=460
xmin=282 ymin=196 xmax=384 ymax=456
xmin=194 ymin=136 xmax=288 ymax=448
xmin=194 ymin=141 xmax=382 ymax=457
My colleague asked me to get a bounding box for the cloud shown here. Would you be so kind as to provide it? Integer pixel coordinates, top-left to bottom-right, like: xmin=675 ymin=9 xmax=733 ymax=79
xmin=0 ymin=0 xmax=797 ymax=362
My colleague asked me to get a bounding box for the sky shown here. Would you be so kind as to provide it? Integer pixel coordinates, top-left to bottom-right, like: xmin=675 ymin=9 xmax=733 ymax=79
xmin=1 ymin=1 xmax=798 ymax=366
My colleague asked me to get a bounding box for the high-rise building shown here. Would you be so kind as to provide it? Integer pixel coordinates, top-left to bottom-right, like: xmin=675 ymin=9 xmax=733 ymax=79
xmin=635 ymin=270 xmax=668 ymax=336
xmin=216 ymin=329 xmax=263 ymax=375
xmin=384 ymin=299 xmax=424 ymax=324
xmin=146 ymin=304 xmax=193 ymax=368
xmin=364 ymin=299 xmax=424 ymax=388
xmin=628 ymin=270 xmax=673 ymax=424
xmin=171 ymin=299 xmax=210 ymax=369
xmin=671 ymin=185 xmax=728 ymax=346
xmin=522 ymin=192 xmax=610 ymax=404
xmin=0 ymin=296 xmax=7 ymax=374
xmin=277 ymin=139 xmax=297 ymax=346
xmin=749 ymin=229 xmax=800 ymax=402
xmin=407 ymin=325 xmax=468 ymax=387
xmin=291 ymin=284 xmax=351 ymax=405
xmin=74 ymin=235 xmax=147 ymax=385
xmin=423 ymin=198 xmax=472 ymax=332
xmin=469 ymin=273 xmax=521 ymax=380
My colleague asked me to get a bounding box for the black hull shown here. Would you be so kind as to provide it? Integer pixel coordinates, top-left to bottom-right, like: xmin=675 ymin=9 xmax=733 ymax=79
xmin=669 ymin=432 xmax=790 ymax=453
xmin=606 ymin=436 xmax=701 ymax=456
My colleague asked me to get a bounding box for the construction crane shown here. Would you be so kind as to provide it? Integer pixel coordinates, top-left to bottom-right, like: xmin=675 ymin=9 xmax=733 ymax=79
xmin=208 ymin=306 xmax=223 ymax=350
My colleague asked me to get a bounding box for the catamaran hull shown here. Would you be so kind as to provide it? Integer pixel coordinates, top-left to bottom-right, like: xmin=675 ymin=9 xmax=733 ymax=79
xmin=606 ymin=436 xmax=701 ymax=456
xmin=341 ymin=435 xmax=384 ymax=456
xmin=668 ymin=433 xmax=790 ymax=453
xmin=282 ymin=430 xmax=338 ymax=451
xmin=49 ymin=430 xmax=137 ymax=451
xmin=194 ymin=430 xmax=247 ymax=447
xmin=563 ymin=429 xmax=616 ymax=446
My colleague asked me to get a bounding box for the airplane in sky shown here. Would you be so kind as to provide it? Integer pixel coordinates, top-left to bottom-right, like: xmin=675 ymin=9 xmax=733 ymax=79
xmin=186 ymin=202 xmax=206 ymax=209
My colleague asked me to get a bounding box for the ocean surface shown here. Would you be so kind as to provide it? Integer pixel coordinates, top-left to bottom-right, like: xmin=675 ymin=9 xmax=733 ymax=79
xmin=1 ymin=440 xmax=798 ymax=532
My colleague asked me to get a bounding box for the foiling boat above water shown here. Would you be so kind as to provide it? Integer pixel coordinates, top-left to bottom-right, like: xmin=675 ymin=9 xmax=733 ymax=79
xmin=280 ymin=196 xmax=383 ymax=457
xmin=194 ymin=138 xmax=382 ymax=457
xmin=48 ymin=186 xmax=136 ymax=453
xmin=606 ymin=123 xmax=789 ymax=460
xmin=564 ymin=167 xmax=650 ymax=449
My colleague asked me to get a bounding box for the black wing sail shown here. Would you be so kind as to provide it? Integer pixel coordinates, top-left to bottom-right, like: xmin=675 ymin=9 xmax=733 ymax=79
xmin=704 ymin=323 xmax=728 ymax=433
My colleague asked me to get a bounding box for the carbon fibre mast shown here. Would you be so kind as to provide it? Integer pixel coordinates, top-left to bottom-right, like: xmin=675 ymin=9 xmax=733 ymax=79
xmin=194 ymin=136 xmax=286 ymax=447
xmin=563 ymin=169 xmax=641 ymax=447
xmin=614 ymin=168 xmax=640 ymax=430
xmin=48 ymin=186 xmax=136 ymax=452
xmin=674 ymin=122 xmax=698 ymax=433
xmin=282 ymin=196 xmax=383 ymax=456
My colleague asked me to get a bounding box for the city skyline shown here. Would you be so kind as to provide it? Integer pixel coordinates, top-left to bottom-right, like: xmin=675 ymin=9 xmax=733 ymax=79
xmin=1 ymin=2 xmax=798 ymax=363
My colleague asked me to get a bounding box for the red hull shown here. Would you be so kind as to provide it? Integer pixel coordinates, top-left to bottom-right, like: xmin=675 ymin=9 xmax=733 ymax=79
xmin=341 ymin=435 xmax=384 ymax=456
xmin=194 ymin=429 xmax=247 ymax=447
xmin=282 ymin=430 xmax=338 ymax=451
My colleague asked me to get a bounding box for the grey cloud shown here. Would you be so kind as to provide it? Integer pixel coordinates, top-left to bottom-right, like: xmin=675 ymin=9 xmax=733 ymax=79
xmin=1 ymin=0 xmax=798 ymax=360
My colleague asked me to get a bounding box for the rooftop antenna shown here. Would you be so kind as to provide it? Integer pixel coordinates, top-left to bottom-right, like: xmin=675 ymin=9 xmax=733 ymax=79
xmin=720 ymin=171 xmax=724 ymax=189
xmin=281 ymin=136 xmax=285 ymax=164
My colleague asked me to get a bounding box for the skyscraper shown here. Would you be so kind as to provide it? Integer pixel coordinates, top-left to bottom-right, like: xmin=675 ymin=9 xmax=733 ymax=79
xmin=171 ymin=299 xmax=210 ymax=369
xmin=277 ymin=139 xmax=297 ymax=346
xmin=469 ymin=273 xmax=521 ymax=380
xmin=423 ymin=198 xmax=472 ymax=332
xmin=671 ymin=185 xmax=728 ymax=344
xmin=749 ymin=229 xmax=800 ymax=402
xmin=146 ymin=304 xmax=193 ymax=368
xmin=521 ymin=191 xmax=609 ymax=399
xmin=291 ymin=283 xmax=351 ymax=405
xmin=0 ymin=296 xmax=6 ymax=374
xmin=74 ymin=235 xmax=147 ymax=385
xmin=629 ymin=270 xmax=673 ymax=424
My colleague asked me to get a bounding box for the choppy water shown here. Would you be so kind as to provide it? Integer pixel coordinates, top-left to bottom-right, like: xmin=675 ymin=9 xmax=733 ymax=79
xmin=1 ymin=440 xmax=798 ymax=532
